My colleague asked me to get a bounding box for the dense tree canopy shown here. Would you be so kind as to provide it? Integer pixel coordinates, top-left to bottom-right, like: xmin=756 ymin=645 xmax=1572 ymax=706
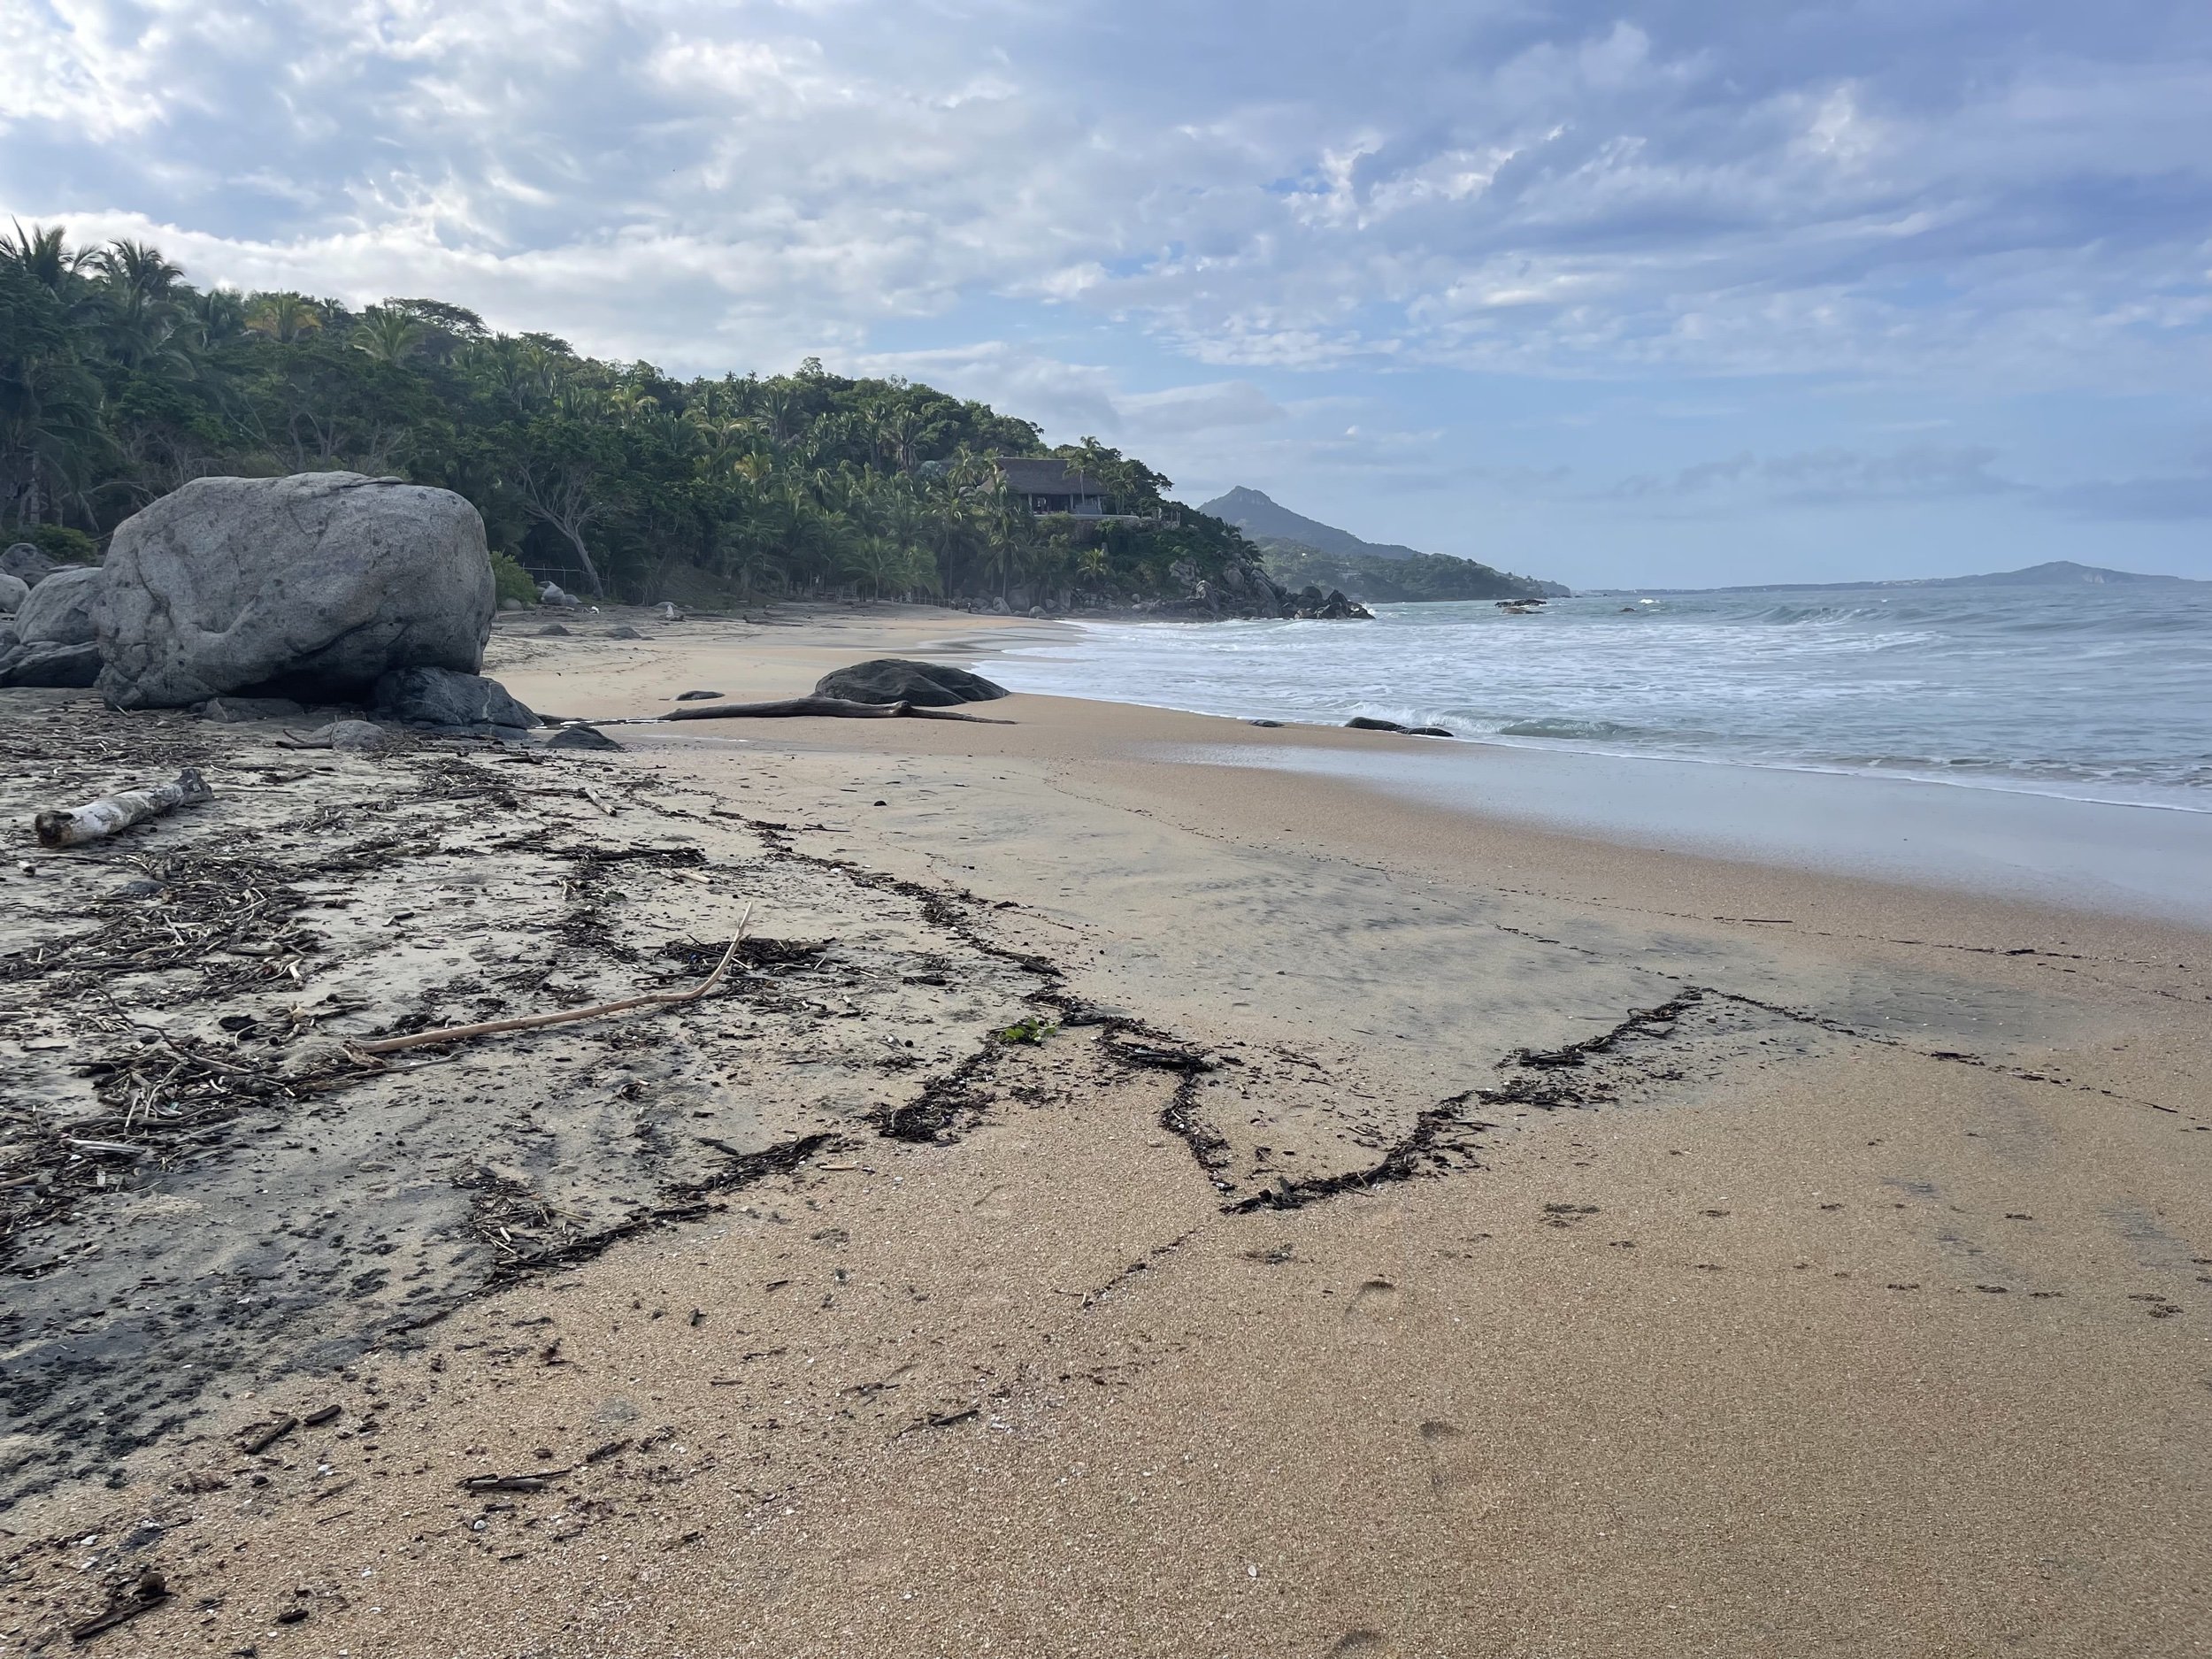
xmin=0 ymin=226 xmax=1256 ymax=605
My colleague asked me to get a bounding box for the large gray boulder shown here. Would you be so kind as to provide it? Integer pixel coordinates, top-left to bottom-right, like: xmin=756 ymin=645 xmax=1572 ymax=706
xmin=1 ymin=543 xmax=57 ymax=587
xmin=13 ymin=565 xmax=103 ymax=646
xmin=0 ymin=565 xmax=106 ymax=686
xmin=812 ymin=658 xmax=1009 ymax=707
xmin=95 ymin=472 xmax=495 ymax=709
xmin=0 ymin=572 xmax=27 ymax=614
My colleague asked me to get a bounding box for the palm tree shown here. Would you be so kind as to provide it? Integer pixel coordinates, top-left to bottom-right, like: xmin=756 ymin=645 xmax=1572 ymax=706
xmin=246 ymin=291 xmax=323 ymax=343
xmin=88 ymin=240 xmax=188 ymax=371
xmin=0 ymin=223 xmax=91 ymax=295
xmin=604 ymin=381 xmax=658 ymax=425
xmin=352 ymin=305 xmax=427 ymax=364
xmin=183 ymin=288 xmax=251 ymax=350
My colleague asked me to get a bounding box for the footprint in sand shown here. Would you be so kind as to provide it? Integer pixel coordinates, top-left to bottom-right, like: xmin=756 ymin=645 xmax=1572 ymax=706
xmin=1345 ymin=1279 xmax=1402 ymax=1339
xmin=1418 ymin=1419 xmax=1477 ymax=1496
xmin=1327 ymin=1632 xmax=1390 ymax=1656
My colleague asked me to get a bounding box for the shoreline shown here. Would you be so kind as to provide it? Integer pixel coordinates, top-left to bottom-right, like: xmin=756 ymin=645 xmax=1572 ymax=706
xmin=4 ymin=602 xmax=2207 ymax=1656
xmin=497 ymin=600 xmax=2212 ymax=939
xmin=982 ymin=593 xmax=2212 ymax=819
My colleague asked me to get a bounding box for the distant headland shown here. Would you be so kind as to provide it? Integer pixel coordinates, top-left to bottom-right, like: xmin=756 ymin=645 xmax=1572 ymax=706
xmin=1617 ymin=560 xmax=2208 ymax=595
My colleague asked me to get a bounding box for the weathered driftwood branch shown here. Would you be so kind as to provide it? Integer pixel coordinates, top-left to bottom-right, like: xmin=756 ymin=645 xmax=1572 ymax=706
xmin=353 ymin=906 xmax=751 ymax=1056
xmin=34 ymin=767 xmax=212 ymax=849
xmin=660 ymin=695 xmax=1012 ymax=725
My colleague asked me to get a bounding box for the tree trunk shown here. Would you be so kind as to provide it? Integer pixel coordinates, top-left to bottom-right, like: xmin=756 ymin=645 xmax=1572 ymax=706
xmin=557 ymin=523 xmax=605 ymax=595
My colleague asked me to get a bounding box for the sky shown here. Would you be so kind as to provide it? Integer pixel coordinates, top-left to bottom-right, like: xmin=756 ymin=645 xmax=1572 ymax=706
xmin=4 ymin=0 xmax=2210 ymax=588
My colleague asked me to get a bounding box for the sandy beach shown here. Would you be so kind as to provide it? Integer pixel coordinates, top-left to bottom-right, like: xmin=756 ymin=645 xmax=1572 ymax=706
xmin=3 ymin=602 xmax=2208 ymax=1658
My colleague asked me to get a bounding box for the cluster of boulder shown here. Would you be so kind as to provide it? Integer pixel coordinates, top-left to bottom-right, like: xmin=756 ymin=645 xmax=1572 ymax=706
xmin=1 ymin=472 xmax=539 ymax=739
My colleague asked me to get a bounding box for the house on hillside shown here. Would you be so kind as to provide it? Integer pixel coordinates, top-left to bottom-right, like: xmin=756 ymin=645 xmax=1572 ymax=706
xmin=995 ymin=457 xmax=1110 ymax=516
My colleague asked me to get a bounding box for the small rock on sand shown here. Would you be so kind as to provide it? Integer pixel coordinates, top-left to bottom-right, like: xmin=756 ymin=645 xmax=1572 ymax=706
xmin=372 ymin=665 xmax=539 ymax=733
xmin=548 ymin=724 xmax=623 ymax=751
xmin=674 ymin=689 xmax=724 ymax=702
xmin=200 ymin=696 xmax=307 ymax=724
xmin=324 ymin=719 xmax=393 ymax=754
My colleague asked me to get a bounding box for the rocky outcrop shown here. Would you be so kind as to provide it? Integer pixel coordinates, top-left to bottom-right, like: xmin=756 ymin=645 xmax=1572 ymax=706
xmin=1133 ymin=550 xmax=1373 ymax=622
xmin=0 ymin=566 xmax=106 ymax=687
xmin=1288 ymin=585 xmax=1374 ymax=620
xmin=0 ymin=572 xmax=27 ymax=614
xmin=95 ymin=472 xmax=496 ymax=710
xmin=372 ymin=666 xmax=538 ymax=733
xmin=812 ymin=659 xmax=1009 ymax=707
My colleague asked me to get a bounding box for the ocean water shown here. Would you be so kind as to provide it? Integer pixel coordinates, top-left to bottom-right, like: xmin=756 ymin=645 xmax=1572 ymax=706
xmin=993 ymin=584 xmax=2212 ymax=811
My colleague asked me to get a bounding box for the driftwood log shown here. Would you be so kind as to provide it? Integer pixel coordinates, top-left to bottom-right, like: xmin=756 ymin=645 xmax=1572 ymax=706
xmin=354 ymin=907 xmax=750 ymax=1056
xmin=34 ymin=767 xmax=212 ymax=849
xmin=659 ymin=695 xmax=1011 ymax=725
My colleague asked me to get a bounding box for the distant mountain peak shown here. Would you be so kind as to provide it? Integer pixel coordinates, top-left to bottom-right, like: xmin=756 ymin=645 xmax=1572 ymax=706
xmin=1198 ymin=486 xmax=1428 ymax=563
xmin=1199 ymin=485 xmax=1567 ymax=600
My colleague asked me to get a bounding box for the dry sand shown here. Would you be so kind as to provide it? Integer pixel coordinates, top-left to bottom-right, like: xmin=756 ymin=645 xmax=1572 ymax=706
xmin=3 ymin=601 xmax=2208 ymax=1657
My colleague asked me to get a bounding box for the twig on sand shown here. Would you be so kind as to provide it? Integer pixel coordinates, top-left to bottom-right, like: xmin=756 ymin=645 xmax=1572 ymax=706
xmin=68 ymin=1571 xmax=168 ymax=1641
xmin=459 ymin=1471 xmax=567 ymax=1494
xmin=240 ymin=1414 xmax=300 ymax=1455
xmin=353 ymin=905 xmax=751 ymax=1056
xmin=659 ymin=695 xmax=1011 ymax=725
xmin=34 ymin=768 xmax=212 ymax=849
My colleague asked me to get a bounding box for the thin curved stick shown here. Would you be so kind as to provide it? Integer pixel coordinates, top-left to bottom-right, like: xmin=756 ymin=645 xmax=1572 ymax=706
xmin=354 ymin=904 xmax=751 ymax=1056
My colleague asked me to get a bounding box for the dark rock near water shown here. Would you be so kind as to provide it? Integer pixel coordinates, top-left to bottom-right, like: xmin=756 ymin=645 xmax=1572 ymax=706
xmin=1248 ymin=718 xmax=1285 ymax=728
xmin=812 ymin=658 xmax=1009 ymax=707
xmin=1290 ymin=586 xmax=1372 ymax=620
xmin=538 ymin=623 xmax=571 ymax=637
xmin=549 ymin=723 xmax=623 ymax=751
xmin=96 ymin=472 xmax=495 ymax=709
xmin=1345 ymin=716 xmax=1451 ymax=737
xmin=604 ymin=626 xmax=643 ymax=640
xmin=372 ymin=666 xmax=538 ymax=732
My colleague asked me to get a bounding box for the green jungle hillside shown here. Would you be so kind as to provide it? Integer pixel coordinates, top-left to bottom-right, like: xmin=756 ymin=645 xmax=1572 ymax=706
xmin=0 ymin=226 xmax=1259 ymax=607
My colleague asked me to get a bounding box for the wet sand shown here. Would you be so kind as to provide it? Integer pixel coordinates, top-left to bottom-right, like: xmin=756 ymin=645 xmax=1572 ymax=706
xmin=3 ymin=602 xmax=2207 ymax=1657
